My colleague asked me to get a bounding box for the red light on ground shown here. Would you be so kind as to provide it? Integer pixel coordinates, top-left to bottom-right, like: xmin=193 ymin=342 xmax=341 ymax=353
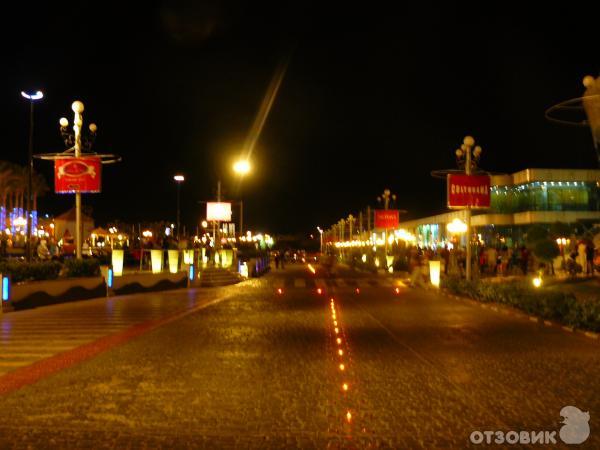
xmin=317 ymin=288 xmax=322 ymax=295
xmin=342 ymin=383 xmax=348 ymax=391
xmin=355 ymin=288 xmax=360 ymax=294
xmin=346 ymin=411 xmax=352 ymax=422
xmin=277 ymin=288 xmax=283 ymax=295
xmin=395 ymin=287 xmax=400 ymax=294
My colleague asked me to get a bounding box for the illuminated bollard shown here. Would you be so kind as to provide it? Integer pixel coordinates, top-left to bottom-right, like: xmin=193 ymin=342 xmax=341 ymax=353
xmin=111 ymin=249 xmax=124 ymax=276
xmin=429 ymin=260 xmax=441 ymax=288
xmin=1 ymin=273 xmax=10 ymax=305
xmin=168 ymin=250 xmax=180 ymax=274
xmin=150 ymin=249 xmax=163 ymax=273
xmin=239 ymin=261 xmax=249 ymax=278
xmin=183 ymin=249 xmax=194 ymax=265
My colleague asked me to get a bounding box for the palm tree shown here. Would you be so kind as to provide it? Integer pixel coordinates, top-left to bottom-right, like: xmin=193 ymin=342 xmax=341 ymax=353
xmin=0 ymin=161 xmax=48 ymax=229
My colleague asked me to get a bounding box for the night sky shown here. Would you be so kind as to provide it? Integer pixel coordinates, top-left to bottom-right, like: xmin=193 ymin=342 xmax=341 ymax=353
xmin=1 ymin=2 xmax=598 ymax=234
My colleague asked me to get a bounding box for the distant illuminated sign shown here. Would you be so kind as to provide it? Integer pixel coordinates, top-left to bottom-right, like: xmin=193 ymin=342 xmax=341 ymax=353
xmin=374 ymin=210 xmax=399 ymax=229
xmin=207 ymin=202 xmax=232 ymax=222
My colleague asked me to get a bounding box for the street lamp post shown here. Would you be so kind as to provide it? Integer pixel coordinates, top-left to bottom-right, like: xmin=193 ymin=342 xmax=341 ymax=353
xmin=72 ymin=102 xmax=84 ymax=259
xmin=377 ymin=189 xmax=397 ymax=259
xmin=58 ymin=101 xmax=98 ymax=259
xmin=455 ymin=136 xmax=482 ymax=281
xmin=317 ymin=226 xmax=323 ymax=254
xmin=347 ymin=215 xmax=355 ymax=241
xmin=21 ymin=90 xmax=43 ymax=262
xmin=233 ymin=159 xmax=251 ymax=237
xmin=174 ymin=175 xmax=185 ymax=239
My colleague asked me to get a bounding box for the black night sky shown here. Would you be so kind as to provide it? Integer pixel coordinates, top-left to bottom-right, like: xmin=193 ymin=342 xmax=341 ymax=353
xmin=1 ymin=2 xmax=598 ymax=234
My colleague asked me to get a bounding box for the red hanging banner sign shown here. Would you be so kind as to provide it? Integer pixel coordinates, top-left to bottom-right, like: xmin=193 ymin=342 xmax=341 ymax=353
xmin=447 ymin=174 xmax=490 ymax=208
xmin=54 ymin=157 xmax=102 ymax=194
xmin=374 ymin=209 xmax=399 ymax=229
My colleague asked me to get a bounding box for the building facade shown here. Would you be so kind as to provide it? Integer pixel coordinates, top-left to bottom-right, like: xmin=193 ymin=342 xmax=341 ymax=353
xmin=401 ymin=168 xmax=600 ymax=248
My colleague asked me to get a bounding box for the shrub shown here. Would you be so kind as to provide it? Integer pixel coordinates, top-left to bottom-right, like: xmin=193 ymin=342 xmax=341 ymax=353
xmin=533 ymin=239 xmax=560 ymax=266
xmin=441 ymin=276 xmax=600 ymax=331
xmin=63 ymin=258 xmax=101 ymax=278
xmin=0 ymin=260 xmax=62 ymax=283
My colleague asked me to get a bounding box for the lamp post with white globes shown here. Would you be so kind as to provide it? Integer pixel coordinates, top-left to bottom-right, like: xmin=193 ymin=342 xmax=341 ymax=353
xmin=454 ymin=136 xmax=482 ymax=281
xmin=60 ymin=101 xmax=94 ymax=259
xmin=377 ymin=189 xmax=397 ymax=262
xmin=174 ymin=174 xmax=185 ymax=239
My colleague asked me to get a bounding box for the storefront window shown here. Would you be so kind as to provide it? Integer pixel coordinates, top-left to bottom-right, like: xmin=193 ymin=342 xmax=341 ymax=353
xmin=490 ymin=182 xmax=599 ymax=213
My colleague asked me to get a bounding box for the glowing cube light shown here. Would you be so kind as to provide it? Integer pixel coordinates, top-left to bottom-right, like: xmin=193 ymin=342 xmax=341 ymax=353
xmin=150 ymin=249 xmax=163 ymax=273
xmin=429 ymin=260 xmax=441 ymax=288
xmin=111 ymin=249 xmax=124 ymax=276
xmin=183 ymin=250 xmax=194 ymax=265
xmin=168 ymin=250 xmax=180 ymax=274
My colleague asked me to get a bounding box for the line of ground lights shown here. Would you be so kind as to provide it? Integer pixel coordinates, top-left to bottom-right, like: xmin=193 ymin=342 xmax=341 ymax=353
xmin=329 ymin=296 xmax=353 ymax=428
xmin=309 ymin=263 xmax=379 ymax=441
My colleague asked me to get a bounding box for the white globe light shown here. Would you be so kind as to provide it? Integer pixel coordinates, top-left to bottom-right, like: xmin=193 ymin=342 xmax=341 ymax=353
xmin=583 ymin=75 xmax=595 ymax=88
xmin=233 ymin=160 xmax=251 ymax=175
xmin=463 ymin=135 xmax=475 ymax=147
xmin=71 ymin=100 xmax=84 ymax=113
xmin=59 ymin=117 xmax=69 ymax=127
xmin=89 ymin=123 xmax=97 ymax=133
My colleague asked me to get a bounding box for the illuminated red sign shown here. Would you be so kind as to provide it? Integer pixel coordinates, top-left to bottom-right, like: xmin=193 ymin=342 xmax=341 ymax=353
xmin=447 ymin=174 xmax=490 ymax=208
xmin=374 ymin=210 xmax=399 ymax=229
xmin=55 ymin=157 xmax=102 ymax=193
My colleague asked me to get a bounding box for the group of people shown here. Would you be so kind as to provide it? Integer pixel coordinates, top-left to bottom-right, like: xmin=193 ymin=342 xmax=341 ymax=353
xmin=35 ymin=238 xmax=60 ymax=260
xmin=0 ymin=236 xmax=61 ymax=260
xmin=405 ymin=240 xmax=597 ymax=279
xmin=474 ymin=245 xmax=529 ymax=276
xmin=273 ymin=251 xmax=286 ymax=269
xmin=569 ymin=241 xmax=596 ymax=276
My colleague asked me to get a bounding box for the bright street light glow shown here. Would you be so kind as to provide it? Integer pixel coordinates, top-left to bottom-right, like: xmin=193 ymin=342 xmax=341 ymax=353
xmin=447 ymin=218 xmax=468 ymax=234
xmin=21 ymin=90 xmax=43 ymax=100
xmin=174 ymin=175 xmax=185 ymax=182
xmin=233 ymin=160 xmax=251 ymax=175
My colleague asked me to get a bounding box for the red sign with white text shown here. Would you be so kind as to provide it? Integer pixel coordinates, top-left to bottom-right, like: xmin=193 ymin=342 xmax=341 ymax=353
xmin=447 ymin=174 xmax=490 ymax=208
xmin=54 ymin=157 xmax=102 ymax=193
xmin=374 ymin=209 xmax=399 ymax=229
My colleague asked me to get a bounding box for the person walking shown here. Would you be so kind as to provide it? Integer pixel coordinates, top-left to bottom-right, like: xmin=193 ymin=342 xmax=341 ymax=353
xmin=441 ymin=245 xmax=450 ymax=275
xmin=586 ymin=242 xmax=595 ymax=276
xmin=520 ymin=246 xmax=529 ymax=275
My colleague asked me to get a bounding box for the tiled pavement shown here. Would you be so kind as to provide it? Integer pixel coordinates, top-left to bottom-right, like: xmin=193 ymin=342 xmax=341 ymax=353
xmin=0 ymin=287 xmax=229 ymax=378
xmin=0 ymin=266 xmax=598 ymax=448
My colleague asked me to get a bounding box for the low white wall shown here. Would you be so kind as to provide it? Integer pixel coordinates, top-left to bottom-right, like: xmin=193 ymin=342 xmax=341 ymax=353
xmin=112 ymin=271 xmax=187 ymax=290
xmin=10 ymin=277 xmax=105 ymax=303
